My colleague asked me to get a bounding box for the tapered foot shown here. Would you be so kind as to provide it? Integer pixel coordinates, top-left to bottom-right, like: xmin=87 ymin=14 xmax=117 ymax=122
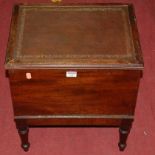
xmin=118 ymin=142 xmax=126 ymax=151
xmin=18 ymin=127 xmax=30 ymax=151
xmin=22 ymin=143 xmax=30 ymax=152
xmin=118 ymin=119 xmax=133 ymax=151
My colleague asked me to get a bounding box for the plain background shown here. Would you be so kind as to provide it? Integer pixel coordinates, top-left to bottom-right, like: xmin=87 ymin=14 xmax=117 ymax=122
xmin=0 ymin=0 xmax=155 ymax=155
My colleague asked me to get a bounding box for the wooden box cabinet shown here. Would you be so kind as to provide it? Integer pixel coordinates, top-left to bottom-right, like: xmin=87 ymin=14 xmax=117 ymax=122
xmin=5 ymin=4 xmax=144 ymax=151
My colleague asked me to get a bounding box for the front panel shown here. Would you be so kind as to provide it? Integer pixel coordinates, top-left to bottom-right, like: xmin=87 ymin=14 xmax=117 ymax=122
xmin=9 ymin=69 xmax=141 ymax=117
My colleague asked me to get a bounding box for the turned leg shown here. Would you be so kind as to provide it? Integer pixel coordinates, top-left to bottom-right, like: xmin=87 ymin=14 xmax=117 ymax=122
xmin=118 ymin=119 xmax=133 ymax=151
xmin=16 ymin=120 xmax=30 ymax=151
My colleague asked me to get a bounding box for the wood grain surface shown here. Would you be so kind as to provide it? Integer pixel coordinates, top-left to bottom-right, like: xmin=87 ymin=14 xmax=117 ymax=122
xmin=9 ymin=69 xmax=141 ymax=116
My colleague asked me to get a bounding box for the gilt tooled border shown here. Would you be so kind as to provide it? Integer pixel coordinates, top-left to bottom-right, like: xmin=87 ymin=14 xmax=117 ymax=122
xmin=15 ymin=6 xmax=134 ymax=62
xmin=15 ymin=7 xmax=26 ymax=59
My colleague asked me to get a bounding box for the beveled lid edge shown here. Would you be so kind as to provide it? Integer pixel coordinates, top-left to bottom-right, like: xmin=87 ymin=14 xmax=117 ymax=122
xmin=128 ymin=4 xmax=144 ymax=67
xmin=5 ymin=63 xmax=144 ymax=70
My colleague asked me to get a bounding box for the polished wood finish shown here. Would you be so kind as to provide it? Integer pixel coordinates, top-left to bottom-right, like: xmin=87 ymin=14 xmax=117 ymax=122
xmin=25 ymin=118 xmax=122 ymax=126
xmin=9 ymin=69 xmax=141 ymax=116
xmin=5 ymin=4 xmax=143 ymax=151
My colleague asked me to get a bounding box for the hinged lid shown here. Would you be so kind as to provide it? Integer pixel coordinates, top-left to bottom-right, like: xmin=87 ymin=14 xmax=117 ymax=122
xmin=5 ymin=4 xmax=144 ymax=69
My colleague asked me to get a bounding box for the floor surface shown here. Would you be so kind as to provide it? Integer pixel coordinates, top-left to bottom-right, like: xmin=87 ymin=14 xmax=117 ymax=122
xmin=0 ymin=0 xmax=155 ymax=154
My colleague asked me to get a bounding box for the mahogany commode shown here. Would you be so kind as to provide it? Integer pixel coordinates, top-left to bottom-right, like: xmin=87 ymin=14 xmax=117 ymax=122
xmin=5 ymin=4 xmax=144 ymax=151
